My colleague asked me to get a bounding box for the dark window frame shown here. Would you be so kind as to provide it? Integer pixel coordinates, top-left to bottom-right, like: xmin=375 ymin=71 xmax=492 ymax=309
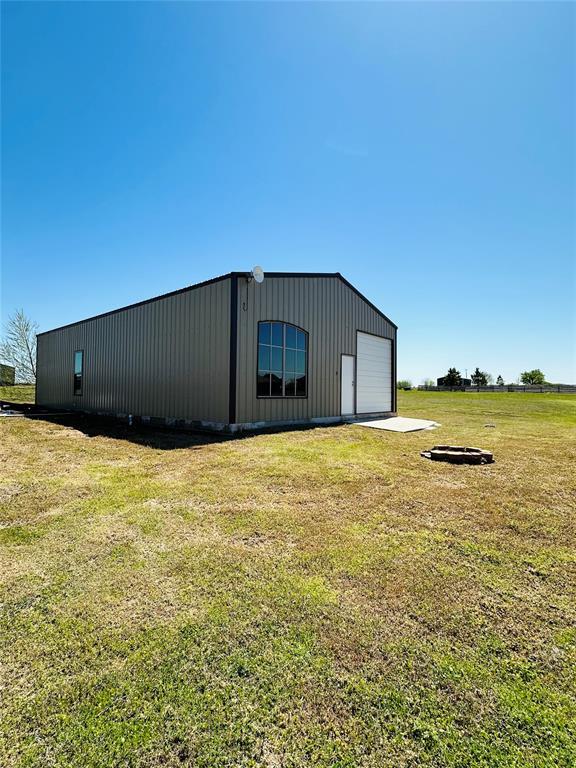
xmin=73 ymin=350 xmax=84 ymax=396
xmin=256 ymin=321 xmax=308 ymax=399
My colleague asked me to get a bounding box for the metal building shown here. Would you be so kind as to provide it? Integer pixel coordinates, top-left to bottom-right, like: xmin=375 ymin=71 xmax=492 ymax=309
xmin=36 ymin=272 xmax=397 ymax=431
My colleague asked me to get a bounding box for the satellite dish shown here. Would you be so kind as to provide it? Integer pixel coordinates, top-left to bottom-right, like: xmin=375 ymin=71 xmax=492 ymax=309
xmin=252 ymin=265 xmax=264 ymax=284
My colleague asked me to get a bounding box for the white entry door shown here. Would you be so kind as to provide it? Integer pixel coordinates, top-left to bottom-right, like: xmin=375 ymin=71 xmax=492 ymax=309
xmin=356 ymin=332 xmax=392 ymax=413
xmin=341 ymin=355 xmax=355 ymax=415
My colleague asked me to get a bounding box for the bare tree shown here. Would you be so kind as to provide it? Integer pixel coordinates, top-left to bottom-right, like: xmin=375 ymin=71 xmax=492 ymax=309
xmin=0 ymin=310 xmax=39 ymax=383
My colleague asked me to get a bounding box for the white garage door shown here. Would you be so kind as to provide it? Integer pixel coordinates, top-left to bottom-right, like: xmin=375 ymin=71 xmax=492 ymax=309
xmin=356 ymin=332 xmax=392 ymax=413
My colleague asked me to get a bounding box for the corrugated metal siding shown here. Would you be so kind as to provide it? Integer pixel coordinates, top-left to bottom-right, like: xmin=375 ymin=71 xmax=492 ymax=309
xmin=36 ymin=278 xmax=231 ymax=423
xmin=235 ymin=276 xmax=396 ymax=424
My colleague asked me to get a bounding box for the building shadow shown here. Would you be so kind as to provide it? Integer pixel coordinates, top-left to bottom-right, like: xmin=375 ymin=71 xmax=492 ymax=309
xmin=35 ymin=413 xmax=241 ymax=450
xmin=2 ymin=401 xmax=342 ymax=450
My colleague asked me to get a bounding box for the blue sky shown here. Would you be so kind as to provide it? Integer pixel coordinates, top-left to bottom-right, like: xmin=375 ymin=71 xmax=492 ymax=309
xmin=2 ymin=1 xmax=574 ymax=383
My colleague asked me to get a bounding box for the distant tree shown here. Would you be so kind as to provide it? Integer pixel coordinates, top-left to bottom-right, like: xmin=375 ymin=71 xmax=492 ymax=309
xmin=486 ymin=373 xmax=494 ymax=385
xmin=422 ymin=378 xmax=435 ymax=388
xmin=520 ymin=369 xmax=546 ymax=385
xmin=471 ymin=367 xmax=489 ymax=386
xmin=397 ymin=379 xmax=412 ymax=390
xmin=0 ymin=310 xmax=38 ymax=383
xmin=496 ymin=375 xmax=504 ymax=386
xmin=444 ymin=367 xmax=462 ymax=386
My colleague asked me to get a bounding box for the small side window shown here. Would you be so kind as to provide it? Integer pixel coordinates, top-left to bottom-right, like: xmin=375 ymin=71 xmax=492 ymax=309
xmin=74 ymin=350 xmax=84 ymax=396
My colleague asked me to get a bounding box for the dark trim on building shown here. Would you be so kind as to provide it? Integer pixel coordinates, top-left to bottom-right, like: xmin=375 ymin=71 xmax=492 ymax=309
xmin=228 ymin=275 xmax=238 ymax=425
xmin=336 ymin=274 xmax=398 ymax=330
xmin=244 ymin=272 xmax=340 ymax=278
xmin=354 ymin=329 xmax=394 ymax=415
xmin=354 ymin=328 xmax=392 ymax=341
xmin=37 ymin=273 xmax=233 ymax=337
xmin=38 ymin=271 xmax=397 ymax=338
xmin=254 ymin=272 xmax=398 ymax=329
xmin=231 ymin=272 xmax=398 ymax=330
xmin=255 ymin=320 xmax=309 ymax=399
xmin=392 ymin=335 xmax=397 ymax=413
xmin=73 ymin=349 xmax=84 ymax=396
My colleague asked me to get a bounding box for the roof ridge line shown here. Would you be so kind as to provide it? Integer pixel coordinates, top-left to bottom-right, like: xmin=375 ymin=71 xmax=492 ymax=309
xmin=37 ymin=270 xmax=397 ymax=336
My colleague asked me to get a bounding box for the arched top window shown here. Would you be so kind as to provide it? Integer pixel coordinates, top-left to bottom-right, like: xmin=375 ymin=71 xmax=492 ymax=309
xmin=257 ymin=321 xmax=308 ymax=398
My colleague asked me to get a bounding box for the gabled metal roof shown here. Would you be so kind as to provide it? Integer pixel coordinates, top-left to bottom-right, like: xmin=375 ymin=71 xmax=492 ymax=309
xmin=38 ymin=271 xmax=397 ymax=336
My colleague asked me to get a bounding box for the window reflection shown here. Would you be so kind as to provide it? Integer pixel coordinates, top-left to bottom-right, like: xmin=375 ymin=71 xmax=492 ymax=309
xmin=257 ymin=322 xmax=308 ymax=397
xmin=73 ymin=350 xmax=84 ymax=396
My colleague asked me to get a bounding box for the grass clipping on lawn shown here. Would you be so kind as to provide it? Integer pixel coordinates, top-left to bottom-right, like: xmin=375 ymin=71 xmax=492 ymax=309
xmin=1 ymin=391 xmax=575 ymax=767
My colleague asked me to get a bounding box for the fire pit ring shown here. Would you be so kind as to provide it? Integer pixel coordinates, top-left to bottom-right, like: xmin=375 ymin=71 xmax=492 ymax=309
xmin=420 ymin=445 xmax=494 ymax=465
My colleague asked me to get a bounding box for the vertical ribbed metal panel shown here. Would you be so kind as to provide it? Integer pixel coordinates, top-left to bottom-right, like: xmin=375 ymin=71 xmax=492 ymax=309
xmin=234 ymin=275 xmax=396 ymax=424
xmin=36 ymin=278 xmax=231 ymax=423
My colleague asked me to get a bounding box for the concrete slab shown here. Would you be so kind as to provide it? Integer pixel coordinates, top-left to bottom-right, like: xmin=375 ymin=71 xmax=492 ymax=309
xmin=354 ymin=417 xmax=439 ymax=433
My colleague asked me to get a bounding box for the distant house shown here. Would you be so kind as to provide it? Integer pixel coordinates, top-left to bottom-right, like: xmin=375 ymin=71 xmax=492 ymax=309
xmin=0 ymin=363 xmax=16 ymax=386
xmin=36 ymin=271 xmax=397 ymax=431
xmin=437 ymin=375 xmax=471 ymax=387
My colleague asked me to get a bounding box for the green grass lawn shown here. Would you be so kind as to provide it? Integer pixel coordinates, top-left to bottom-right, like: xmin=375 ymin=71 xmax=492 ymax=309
xmin=0 ymin=384 xmax=35 ymax=403
xmin=1 ymin=392 xmax=575 ymax=767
